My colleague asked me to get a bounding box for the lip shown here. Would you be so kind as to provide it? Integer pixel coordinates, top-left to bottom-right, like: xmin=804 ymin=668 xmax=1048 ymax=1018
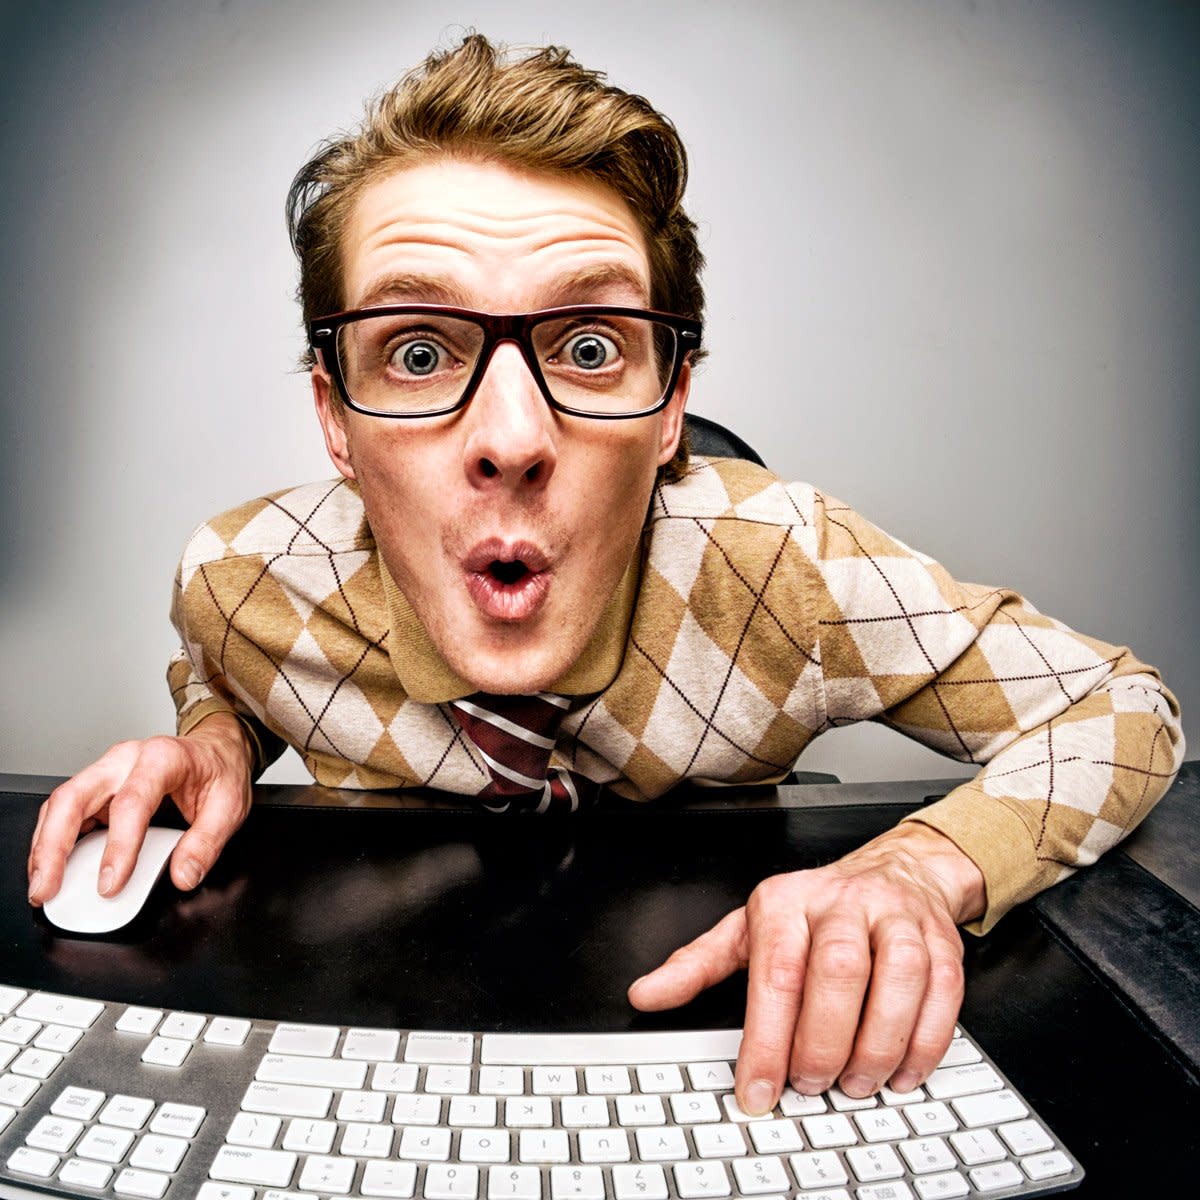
xmin=462 ymin=538 xmax=553 ymax=622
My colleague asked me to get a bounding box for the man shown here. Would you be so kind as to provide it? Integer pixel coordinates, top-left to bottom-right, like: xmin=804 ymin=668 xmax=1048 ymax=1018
xmin=26 ymin=36 xmax=1183 ymax=1118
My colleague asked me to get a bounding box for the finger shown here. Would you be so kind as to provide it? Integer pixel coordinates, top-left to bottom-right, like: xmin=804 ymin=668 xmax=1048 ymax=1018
xmin=28 ymin=754 xmax=132 ymax=904
xmin=97 ymin=739 xmax=193 ymax=895
xmin=735 ymin=900 xmax=810 ymax=1115
xmin=889 ymin=923 xmax=964 ymax=1093
xmin=627 ymin=907 xmax=748 ymax=1011
xmin=839 ymin=914 xmax=930 ymax=1097
xmin=170 ymin=784 xmax=249 ymax=891
xmin=788 ymin=912 xmax=871 ymax=1094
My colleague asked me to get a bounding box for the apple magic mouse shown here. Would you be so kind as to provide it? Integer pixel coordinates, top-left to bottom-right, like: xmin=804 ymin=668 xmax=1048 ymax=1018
xmin=42 ymin=826 xmax=184 ymax=934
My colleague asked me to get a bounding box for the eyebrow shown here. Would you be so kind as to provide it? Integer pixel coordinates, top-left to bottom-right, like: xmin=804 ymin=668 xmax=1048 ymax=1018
xmin=353 ymin=262 xmax=650 ymax=313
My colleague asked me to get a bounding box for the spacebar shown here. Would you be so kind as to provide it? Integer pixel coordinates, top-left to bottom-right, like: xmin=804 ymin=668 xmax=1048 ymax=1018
xmin=480 ymin=1029 xmax=743 ymax=1065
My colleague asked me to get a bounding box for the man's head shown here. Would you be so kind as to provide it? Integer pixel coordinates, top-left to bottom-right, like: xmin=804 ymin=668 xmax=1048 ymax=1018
xmin=287 ymin=37 xmax=704 ymax=695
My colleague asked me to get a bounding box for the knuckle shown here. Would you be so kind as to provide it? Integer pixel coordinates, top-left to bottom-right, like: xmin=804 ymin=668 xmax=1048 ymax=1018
xmin=811 ymin=935 xmax=869 ymax=984
xmin=928 ymin=955 xmax=965 ymax=998
xmin=880 ymin=936 xmax=930 ymax=986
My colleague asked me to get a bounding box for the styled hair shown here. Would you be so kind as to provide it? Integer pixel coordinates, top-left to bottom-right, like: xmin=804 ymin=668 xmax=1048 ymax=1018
xmin=286 ymin=33 xmax=703 ymax=479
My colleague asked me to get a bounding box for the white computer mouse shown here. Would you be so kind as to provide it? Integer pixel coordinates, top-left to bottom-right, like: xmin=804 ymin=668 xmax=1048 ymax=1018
xmin=42 ymin=826 xmax=185 ymax=934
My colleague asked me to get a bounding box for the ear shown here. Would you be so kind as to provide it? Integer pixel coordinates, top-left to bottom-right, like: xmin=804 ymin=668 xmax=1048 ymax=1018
xmin=313 ymin=367 xmax=356 ymax=480
xmin=656 ymin=359 xmax=691 ymax=467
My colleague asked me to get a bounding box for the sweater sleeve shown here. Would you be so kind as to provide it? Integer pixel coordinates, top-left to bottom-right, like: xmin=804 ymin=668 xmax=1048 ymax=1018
xmin=810 ymin=492 xmax=1185 ymax=934
xmin=167 ymin=555 xmax=287 ymax=779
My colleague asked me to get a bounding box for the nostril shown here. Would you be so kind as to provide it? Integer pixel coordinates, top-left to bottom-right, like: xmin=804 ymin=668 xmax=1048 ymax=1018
xmin=524 ymin=463 xmax=541 ymax=484
xmin=479 ymin=459 xmax=498 ymax=478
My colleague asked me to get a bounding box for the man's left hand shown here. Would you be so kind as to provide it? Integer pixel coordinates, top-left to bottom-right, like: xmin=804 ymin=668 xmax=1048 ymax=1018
xmin=627 ymin=824 xmax=985 ymax=1114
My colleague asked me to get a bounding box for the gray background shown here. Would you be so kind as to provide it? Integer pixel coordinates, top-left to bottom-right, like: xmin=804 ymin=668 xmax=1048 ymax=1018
xmin=1 ymin=0 xmax=1195 ymax=785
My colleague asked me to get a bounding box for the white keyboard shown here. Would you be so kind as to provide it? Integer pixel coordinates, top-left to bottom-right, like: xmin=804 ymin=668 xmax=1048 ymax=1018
xmin=0 ymin=983 xmax=1083 ymax=1199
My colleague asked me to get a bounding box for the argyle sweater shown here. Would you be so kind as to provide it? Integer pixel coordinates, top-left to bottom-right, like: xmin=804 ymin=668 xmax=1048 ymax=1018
xmin=168 ymin=457 xmax=1184 ymax=933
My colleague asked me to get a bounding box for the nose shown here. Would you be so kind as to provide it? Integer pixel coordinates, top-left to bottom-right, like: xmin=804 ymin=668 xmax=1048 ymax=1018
xmin=461 ymin=341 xmax=558 ymax=490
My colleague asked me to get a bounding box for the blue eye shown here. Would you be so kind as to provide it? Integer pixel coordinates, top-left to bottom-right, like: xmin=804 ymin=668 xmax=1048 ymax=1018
xmin=392 ymin=340 xmax=442 ymax=376
xmin=565 ymin=332 xmax=618 ymax=370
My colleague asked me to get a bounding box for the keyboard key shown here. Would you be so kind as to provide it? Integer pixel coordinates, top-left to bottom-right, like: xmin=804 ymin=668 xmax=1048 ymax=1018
xmin=879 ymin=1084 xmax=924 ymax=1105
xmin=673 ymin=1159 xmax=732 ymax=1197
xmin=948 ymin=1128 xmax=1005 ymax=1165
xmin=615 ymin=1095 xmax=665 ymax=1126
xmin=533 ymin=1066 xmax=578 ymax=1095
xmin=777 ymin=1088 xmax=826 ymax=1118
xmin=129 ymin=1133 xmax=189 ymax=1172
xmin=846 ymin=1144 xmax=904 ymax=1182
xmin=897 ymin=1137 xmax=956 ymax=1173
xmin=405 ymin=1032 xmax=475 ymax=1064
xmin=374 ymin=1063 xmax=421 ymax=1092
xmin=828 ymin=1086 xmax=877 ymax=1112
xmin=282 ymin=1118 xmax=336 ymax=1153
xmin=687 ymin=1061 xmax=735 ymax=1091
xmin=340 ymin=1121 xmax=394 ymax=1157
xmin=635 ymin=1127 xmax=689 ymax=1161
xmin=205 ymin=1017 xmax=253 ymax=1047
xmin=0 ymin=1044 xmax=16 ymax=1071
xmin=399 ymin=1126 xmax=452 ymax=1160
xmin=426 ymin=1162 xmax=481 ymax=1198
xmin=242 ymin=1081 xmax=332 ymax=1118
xmin=209 ymin=1144 xmax=298 ymax=1187
xmin=197 ymin=1185 xmax=256 ymax=1200
xmin=11 ymin=1048 xmax=63 ymax=1080
xmin=479 ymin=1066 xmax=525 ymax=1095
xmin=76 ymin=1125 xmax=136 ymax=1163
xmin=427 ymin=1064 xmax=473 ymax=1094
xmin=950 ymin=1089 xmax=1027 ymax=1128
xmin=114 ymin=1166 xmax=170 ymax=1197
xmin=584 ymin=1066 xmax=631 ymax=1094
xmin=52 ymin=1087 xmax=105 ymax=1121
xmin=450 ymin=1095 xmax=498 ymax=1126
xmin=924 ymin=1063 xmax=1002 ymax=1101
xmin=936 ymin=1041 xmax=982 ymax=1068
xmin=59 ymin=1157 xmax=115 ymax=1189
xmin=344 ymin=1028 xmax=401 ymax=1061
xmin=362 ymin=1160 xmax=418 ymax=1197
xmin=258 ymin=1052 xmax=367 ymax=1090
xmin=268 ymin=1023 xmax=340 ymax=1058
xmin=576 ymin=1128 xmax=631 ymax=1162
xmin=298 ymin=1154 xmax=356 ymax=1193
xmin=1021 ymin=1150 xmax=1074 ymax=1181
xmin=337 ymin=1089 xmax=388 ymax=1122
xmin=968 ymin=1161 xmax=1025 ymax=1192
xmin=857 ymin=1183 xmax=915 ymax=1200
xmin=801 ymin=1113 xmax=856 ymax=1149
xmin=612 ymin=1163 xmax=669 ymax=1200
xmin=998 ymin=1118 xmax=1054 ymax=1156
xmin=150 ymin=1101 xmax=206 ymax=1137
xmin=226 ymin=1111 xmax=282 ymax=1147
xmin=505 ymin=1096 xmax=553 ymax=1128
xmin=670 ymin=1091 xmax=722 ymax=1124
xmin=731 ymin=1155 xmax=791 ymax=1194
xmin=100 ymin=1094 xmax=156 ymax=1130
xmin=0 ymin=1017 xmax=40 ymax=1045
xmin=518 ymin=1129 xmax=570 ymax=1163
xmin=559 ymin=1096 xmax=609 ymax=1127
xmin=141 ymin=1036 xmax=191 ymax=1067
xmin=691 ymin=1123 xmax=747 ymax=1158
xmin=550 ymin=1165 xmax=604 ymax=1200
xmin=0 ymin=986 xmax=27 ymax=1014
xmin=116 ymin=1007 xmax=164 ymax=1035
xmin=7 ymin=1145 xmax=59 ymax=1177
xmin=25 ymin=1114 xmax=84 ymax=1153
xmin=913 ymin=1171 xmax=969 ymax=1198
xmin=902 ymin=1101 xmax=957 ymax=1136
xmin=0 ymin=1072 xmax=40 ymax=1105
xmin=0 ymin=1103 xmax=13 ymax=1134
xmin=458 ymin=1128 xmax=510 ymax=1162
xmin=481 ymin=1029 xmax=741 ymax=1066
xmin=721 ymin=1094 xmax=772 ymax=1123
xmin=636 ymin=1064 xmax=684 ymax=1093
xmin=488 ymin=1165 xmax=541 ymax=1200
xmin=747 ymin=1119 xmax=803 ymax=1153
xmin=159 ymin=1011 xmax=206 ymax=1040
xmin=789 ymin=1150 xmax=849 ymax=1189
xmin=34 ymin=1023 xmax=84 ymax=1053
xmin=854 ymin=1107 xmax=908 ymax=1142
xmin=16 ymin=993 xmax=104 ymax=1029
xmin=393 ymin=1093 xmax=442 ymax=1125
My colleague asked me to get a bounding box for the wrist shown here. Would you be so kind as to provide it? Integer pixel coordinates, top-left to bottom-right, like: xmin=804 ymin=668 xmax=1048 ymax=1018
xmin=186 ymin=712 xmax=255 ymax=777
xmin=867 ymin=822 xmax=987 ymax=925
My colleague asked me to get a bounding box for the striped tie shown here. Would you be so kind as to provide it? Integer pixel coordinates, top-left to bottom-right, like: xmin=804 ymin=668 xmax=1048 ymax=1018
xmin=449 ymin=693 xmax=597 ymax=813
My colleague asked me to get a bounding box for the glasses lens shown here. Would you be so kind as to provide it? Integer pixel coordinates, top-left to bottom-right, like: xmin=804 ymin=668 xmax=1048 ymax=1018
xmin=531 ymin=314 xmax=678 ymax=414
xmin=336 ymin=314 xmax=486 ymax=414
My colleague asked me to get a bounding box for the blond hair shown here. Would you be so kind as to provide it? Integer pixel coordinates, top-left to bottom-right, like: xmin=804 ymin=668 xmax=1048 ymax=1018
xmin=287 ymin=34 xmax=704 ymax=478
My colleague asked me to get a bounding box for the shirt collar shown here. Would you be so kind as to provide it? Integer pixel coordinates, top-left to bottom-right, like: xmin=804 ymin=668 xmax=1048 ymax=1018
xmin=380 ymin=550 xmax=641 ymax=703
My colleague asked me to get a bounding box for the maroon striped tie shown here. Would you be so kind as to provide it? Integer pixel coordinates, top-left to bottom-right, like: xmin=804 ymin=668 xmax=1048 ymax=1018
xmin=449 ymin=693 xmax=598 ymax=813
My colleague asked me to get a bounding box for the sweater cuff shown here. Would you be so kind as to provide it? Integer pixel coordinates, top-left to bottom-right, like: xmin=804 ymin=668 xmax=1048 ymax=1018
xmin=899 ymin=783 xmax=1055 ymax=935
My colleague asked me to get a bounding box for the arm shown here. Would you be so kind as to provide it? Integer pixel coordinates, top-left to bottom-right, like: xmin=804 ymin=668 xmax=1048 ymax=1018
xmin=632 ymin=489 xmax=1184 ymax=1110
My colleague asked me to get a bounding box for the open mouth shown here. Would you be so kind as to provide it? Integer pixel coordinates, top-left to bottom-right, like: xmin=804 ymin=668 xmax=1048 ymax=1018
xmin=463 ymin=540 xmax=552 ymax=622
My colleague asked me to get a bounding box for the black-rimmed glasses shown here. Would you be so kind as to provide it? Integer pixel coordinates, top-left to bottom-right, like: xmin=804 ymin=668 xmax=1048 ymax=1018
xmin=308 ymin=305 xmax=701 ymax=419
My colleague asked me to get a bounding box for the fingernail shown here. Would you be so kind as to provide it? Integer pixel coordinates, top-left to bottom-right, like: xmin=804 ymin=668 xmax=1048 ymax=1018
xmin=28 ymin=870 xmax=41 ymax=904
xmin=842 ymin=1073 xmax=877 ymax=1098
xmin=178 ymin=859 xmax=202 ymax=890
xmin=98 ymin=867 xmax=115 ymax=896
xmin=890 ymin=1070 xmax=921 ymax=1094
xmin=791 ymin=1075 xmax=826 ymax=1095
xmin=742 ymin=1079 xmax=777 ymax=1116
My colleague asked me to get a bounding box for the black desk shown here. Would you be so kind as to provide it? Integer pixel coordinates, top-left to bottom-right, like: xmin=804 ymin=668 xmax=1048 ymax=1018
xmin=2 ymin=765 xmax=1197 ymax=1193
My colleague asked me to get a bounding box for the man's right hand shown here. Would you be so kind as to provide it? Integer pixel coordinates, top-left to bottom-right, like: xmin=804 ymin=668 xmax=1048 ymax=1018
xmin=27 ymin=712 xmax=254 ymax=907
